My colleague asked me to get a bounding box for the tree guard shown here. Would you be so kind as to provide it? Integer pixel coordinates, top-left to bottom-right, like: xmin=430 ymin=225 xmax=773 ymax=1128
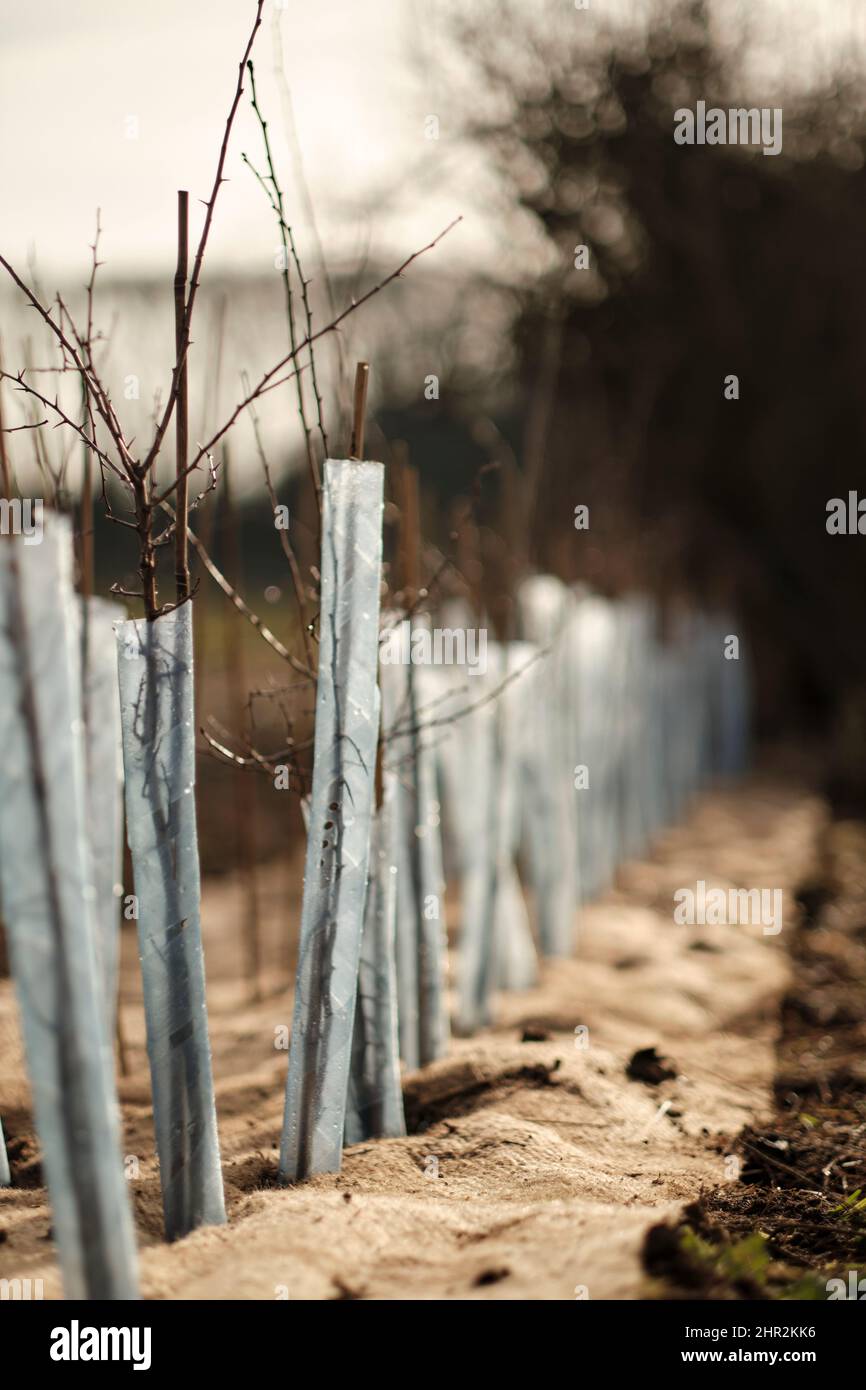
xmin=0 ymin=518 xmax=138 ymax=1298
xmin=280 ymin=459 xmax=384 ymax=1181
xmin=515 ymin=577 xmax=579 ymax=955
xmin=345 ymin=799 xmax=405 ymax=1144
xmin=81 ymin=596 xmax=125 ymax=1034
xmin=116 ymin=603 xmax=226 ymax=1240
xmin=0 ymin=1117 xmax=9 ymax=1187
xmin=380 ymin=625 xmax=449 ymax=1070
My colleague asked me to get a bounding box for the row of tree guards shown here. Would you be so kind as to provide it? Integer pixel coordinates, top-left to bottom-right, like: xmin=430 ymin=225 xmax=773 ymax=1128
xmin=0 ymin=2 xmax=751 ymax=1300
xmin=0 ymin=460 xmax=750 ymax=1296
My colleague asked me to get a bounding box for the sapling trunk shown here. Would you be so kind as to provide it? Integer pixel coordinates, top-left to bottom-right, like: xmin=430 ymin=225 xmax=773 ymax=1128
xmin=0 ymin=517 xmax=138 ymax=1298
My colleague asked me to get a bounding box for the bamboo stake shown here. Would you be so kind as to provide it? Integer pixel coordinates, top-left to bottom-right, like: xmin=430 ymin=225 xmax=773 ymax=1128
xmin=174 ymin=190 xmax=190 ymax=602
xmin=394 ymin=440 xmax=421 ymax=603
xmin=349 ymin=361 xmax=369 ymax=460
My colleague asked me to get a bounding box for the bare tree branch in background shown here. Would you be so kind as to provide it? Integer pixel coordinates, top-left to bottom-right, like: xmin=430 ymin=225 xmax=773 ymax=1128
xmin=244 ymin=59 xmax=326 ymax=503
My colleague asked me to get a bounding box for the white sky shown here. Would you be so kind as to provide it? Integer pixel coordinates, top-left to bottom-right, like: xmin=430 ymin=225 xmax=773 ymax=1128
xmin=0 ymin=0 xmax=480 ymax=282
xmin=1 ymin=0 xmax=861 ymax=285
xmin=1 ymin=0 xmax=862 ymax=496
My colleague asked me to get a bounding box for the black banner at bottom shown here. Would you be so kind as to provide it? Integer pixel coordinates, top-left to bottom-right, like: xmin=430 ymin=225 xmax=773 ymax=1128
xmin=4 ymin=1296 xmax=859 ymax=1376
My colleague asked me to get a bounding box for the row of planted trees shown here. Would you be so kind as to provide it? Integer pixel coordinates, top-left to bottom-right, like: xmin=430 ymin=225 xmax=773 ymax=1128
xmin=0 ymin=1 xmax=750 ymax=1300
xmin=0 ymin=484 xmax=749 ymax=1300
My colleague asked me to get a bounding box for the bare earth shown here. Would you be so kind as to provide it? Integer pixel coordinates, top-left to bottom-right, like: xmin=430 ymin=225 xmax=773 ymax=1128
xmin=0 ymin=772 xmax=824 ymax=1300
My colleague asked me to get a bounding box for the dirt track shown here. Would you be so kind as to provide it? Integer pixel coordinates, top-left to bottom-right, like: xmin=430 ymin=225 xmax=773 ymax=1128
xmin=0 ymin=772 xmax=825 ymax=1299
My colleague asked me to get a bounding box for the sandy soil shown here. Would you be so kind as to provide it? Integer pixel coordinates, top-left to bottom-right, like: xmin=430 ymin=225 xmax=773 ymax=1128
xmin=0 ymin=772 xmax=825 ymax=1300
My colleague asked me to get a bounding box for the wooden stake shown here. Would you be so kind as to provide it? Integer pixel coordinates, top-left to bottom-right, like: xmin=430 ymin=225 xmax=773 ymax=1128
xmin=174 ymin=190 xmax=190 ymax=601
xmin=349 ymin=361 xmax=370 ymax=460
xmin=115 ymin=1003 xmax=129 ymax=1078
xmin=394 ymin=440 xmax=421 ymax=605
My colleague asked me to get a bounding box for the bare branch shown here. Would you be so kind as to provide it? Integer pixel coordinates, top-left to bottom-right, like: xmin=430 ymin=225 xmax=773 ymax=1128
xmin=243 ymin=374 xmax=316 ymax=673
xmin=174 ymin=218 xmax=462 ymax=486
xmin=3 ymin=417 xmax=47 ymax=433
xmin=243 ymin=58 xmax=322 ymax=504
xmin=159 ymin=496 xmax=315 ymax=677
xmin=142 ymin=0 xmax=265 ymax=475
xmin=0 ymin=369 xmax=126 ymax=485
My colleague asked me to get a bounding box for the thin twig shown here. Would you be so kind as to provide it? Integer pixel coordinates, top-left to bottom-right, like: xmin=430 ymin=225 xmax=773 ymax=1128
xmin=243 ymin=376 xmax=316 ymax=673
xmin=160 ymin=497 xmax=314 ymax=677
xmin=160 ymin=218 xmax=462 ymax=492
xmin=244 ymin=59 xmax=322 ymax=505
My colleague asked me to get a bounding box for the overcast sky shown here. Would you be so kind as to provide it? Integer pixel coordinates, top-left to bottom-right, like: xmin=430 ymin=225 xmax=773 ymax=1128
xmin=1 ymin=0 xmax=861 ymax=284
xmin=0 ymin=0 xmax=482 ymax=283
xmin=1 ymin=0 xmax=863 ymax=496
